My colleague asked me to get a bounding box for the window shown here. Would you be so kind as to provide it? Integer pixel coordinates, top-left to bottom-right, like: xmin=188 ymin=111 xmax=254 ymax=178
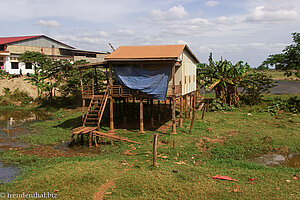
xmin=0 ymin=57 xmax=3 ymax=61
xmin=25 ymin=63 xmax=32 ymax=69
xmin=11 ymin=62 xmax=19 ymax=69
xmin=0 ymin=62 xmax=3 ymax=68
xmin=189 ymin=75 xmax=191 ymax=83
xmin=86 ymin=53 xmax=96 ymax=58
xmin=0 ymin=45 xmax=5 ymax=51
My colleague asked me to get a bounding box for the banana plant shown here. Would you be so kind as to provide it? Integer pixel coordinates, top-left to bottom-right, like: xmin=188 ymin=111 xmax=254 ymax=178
xmin=197 ymin=53 xmax=250 ymax=106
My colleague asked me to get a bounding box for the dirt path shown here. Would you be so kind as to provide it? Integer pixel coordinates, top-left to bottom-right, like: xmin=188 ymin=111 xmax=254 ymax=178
xmin=93 ymin=181 xmax=115 ymax=200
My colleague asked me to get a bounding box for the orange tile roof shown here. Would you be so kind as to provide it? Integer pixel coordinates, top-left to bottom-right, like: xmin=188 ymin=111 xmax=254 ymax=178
xmin=105 ymin=45 xmax=187 ymax=60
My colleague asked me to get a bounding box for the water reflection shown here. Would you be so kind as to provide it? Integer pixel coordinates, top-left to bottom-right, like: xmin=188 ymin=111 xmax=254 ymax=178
xmin=0 ymin=109 xmax=50 ymax=182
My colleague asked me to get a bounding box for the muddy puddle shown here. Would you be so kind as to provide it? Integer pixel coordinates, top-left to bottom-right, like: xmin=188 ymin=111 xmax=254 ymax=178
xmin=0 ymin=109 xmax=50 ymax=182
xmin=250 ymin=153 xmax=300 ymax=168
xmin=0 ymin=109 xmax=50 ymax=149
xmin=0 ymin=161 xmax=20 ymax=183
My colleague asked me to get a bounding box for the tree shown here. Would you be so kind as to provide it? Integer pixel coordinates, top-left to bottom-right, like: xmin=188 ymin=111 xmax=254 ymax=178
xmin=197 ymin=53 xmax=249 ymax=106
xmin=18 ymin=51 xmax=52 ymax=74
xmin=240 ymin=72 xmax=275 ymax=105
xmin=263 ymin=32 xmax=300 ymax=77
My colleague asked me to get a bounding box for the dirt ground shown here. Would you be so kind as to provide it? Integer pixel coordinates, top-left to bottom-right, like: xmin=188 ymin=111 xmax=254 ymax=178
xmin=0 ymin=77 xmax=38 ymax=98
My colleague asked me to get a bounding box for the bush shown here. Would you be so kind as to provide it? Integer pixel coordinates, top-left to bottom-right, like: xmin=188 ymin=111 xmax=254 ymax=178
xmin=209 ymin=98 xmax=235 ymax=112
xmin=0 ymin=69 xmax=12 ymax=79
xmin=0 ymin=88 xmax=34 ymax=106
xmin=240 ymin=72 xmax=275 ymax=105
xmin=265 ymin=96 xmax=300 ymax=115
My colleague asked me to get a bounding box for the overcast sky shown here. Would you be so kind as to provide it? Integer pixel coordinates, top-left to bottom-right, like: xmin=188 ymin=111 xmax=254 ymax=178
xmin=1 ymin=0 xmax=299 ymax=67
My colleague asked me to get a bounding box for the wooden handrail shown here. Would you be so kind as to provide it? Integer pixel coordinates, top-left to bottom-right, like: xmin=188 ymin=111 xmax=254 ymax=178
xmin=82 ymin=96 xmax=94 ymax=126
xmin=97 ymin=87 xmax=109 ymax=128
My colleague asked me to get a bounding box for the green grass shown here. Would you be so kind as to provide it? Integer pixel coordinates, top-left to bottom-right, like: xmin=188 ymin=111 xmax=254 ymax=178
xmin=260 ymin=70 xmax=299 ymax=80
xmin=0 ymin=96 xmax=299 ymax=199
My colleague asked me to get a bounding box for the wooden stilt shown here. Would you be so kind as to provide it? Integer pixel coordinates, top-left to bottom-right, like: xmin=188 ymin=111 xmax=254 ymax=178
xmin=132 ymin=97 xmax=135 ymax=116
xmin=189 ymin=93 xmax=193 ymax=119
xmin=108 ymin=96 xmax=115 ymax=133
xmin=179 ymin=96 xmax=183 ymax=127
xmin=189 ymin=93 xmax=197 ymax=134
xmin=108 ymin=63 xmax=115 ymax=133
xmin=184 ymin=95 xmax=187 ymax=120
xmin=153 ymin=133 xmax=158 ymax=166
xmin=123 ymin=98 xmax=127 ymax=127
xmin=171 ymin=63 xmax=177 ymax=134
xmin=171 ymin=97 xmax=177 ymax=134
xmin=150 ymin=99 xmax=154 ymax=127
xmin=158 ymin=100 xmax=161 ymax=122
xmin=139 ymin=98 xmax=145 ymax=133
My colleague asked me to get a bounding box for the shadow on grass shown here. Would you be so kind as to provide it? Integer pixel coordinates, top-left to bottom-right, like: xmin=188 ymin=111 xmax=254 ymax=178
xmin=55 ymin=116 xmax=82 ymax=129
xmin=37 ymin=95 xmax=82 ymax=111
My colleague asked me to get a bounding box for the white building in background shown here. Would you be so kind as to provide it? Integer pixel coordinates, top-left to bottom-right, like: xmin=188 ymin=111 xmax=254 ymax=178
xmin=0 ymin=35 xmax=108 ymax=75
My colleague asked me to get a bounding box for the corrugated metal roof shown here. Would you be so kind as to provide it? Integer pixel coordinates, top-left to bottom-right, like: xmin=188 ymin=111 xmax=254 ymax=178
xmin=0 ymin=35 xmax=75 ymax=49
xmin=105 ymin=45 xmax=186 ymax=60
xmin=0 ymin=35 xmax=42 ymax=45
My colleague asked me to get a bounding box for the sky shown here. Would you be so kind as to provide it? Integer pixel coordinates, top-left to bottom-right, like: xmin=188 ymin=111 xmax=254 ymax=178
xmin=0 ymin=0 xmax=299 ymax=67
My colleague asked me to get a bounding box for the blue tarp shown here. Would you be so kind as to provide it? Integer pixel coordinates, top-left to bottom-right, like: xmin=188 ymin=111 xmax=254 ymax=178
xmin=113 ymin=66 xmax=170 ymax=100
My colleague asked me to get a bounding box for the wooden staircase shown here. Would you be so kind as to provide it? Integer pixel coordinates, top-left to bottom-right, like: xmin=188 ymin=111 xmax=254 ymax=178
xmin=83 ymin=88 xmax=109 ymax=128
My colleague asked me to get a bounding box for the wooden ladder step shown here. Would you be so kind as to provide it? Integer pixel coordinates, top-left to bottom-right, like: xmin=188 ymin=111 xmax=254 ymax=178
xmin=85 ymin=122 xmax=98 ymax=125
xmin=88 ymin=114 xmax=98 ymax=116
xmin=87 ymin=118 xmax=98 ymax=120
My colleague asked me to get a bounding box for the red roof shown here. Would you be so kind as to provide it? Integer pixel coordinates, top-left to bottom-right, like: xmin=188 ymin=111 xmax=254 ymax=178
xmin=0 ymin=35 xmax=74 ymax=49
xmin=0 ymin=35 xmax=43 ymax=45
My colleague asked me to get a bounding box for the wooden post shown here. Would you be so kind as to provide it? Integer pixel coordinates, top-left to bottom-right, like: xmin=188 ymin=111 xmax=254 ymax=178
xmin=189 ymin=93 xmax=197 ymax=134
xmin=108 ymin=64 xmax=115 ymax=133
xmin=150 ymin=99 xmax=154 ymax=127
xmin=184 ymin=95 xmax=187 ymax=120
xmin=79 ymin=70 xmax=85 ymax=121
xmin=132 ymin=97 xmax=135 ymax=116
xmin=158 ymin=100 xmax=161 ymax=122
xmin=153 ymin=133 xmax=158 ymax=166
xmin=179 ymin=96 xmax=183 ymax=127
xmin=123 ymin=98 xmax=127 ymax=127
xmin=139 ymin=98 xmax=145 ymax=133
xmin=189 ymin=93 xmax=192 ymax=119
xmin=171 ymin=63 xmax=177 ymax=134
xmin=94 ymin=67 xmax=98 ymax=94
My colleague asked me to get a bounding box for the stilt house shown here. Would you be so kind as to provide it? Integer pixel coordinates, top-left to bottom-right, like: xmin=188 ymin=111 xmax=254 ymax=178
xmin=72 ymin=45 xmax=199 ymax=146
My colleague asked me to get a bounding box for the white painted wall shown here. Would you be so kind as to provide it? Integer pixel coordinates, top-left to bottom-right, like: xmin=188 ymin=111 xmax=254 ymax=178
xmin=4 ymin=57 xmax=35 ymax=75
xmin=181 ymin=49 xmax=197 ymax=95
